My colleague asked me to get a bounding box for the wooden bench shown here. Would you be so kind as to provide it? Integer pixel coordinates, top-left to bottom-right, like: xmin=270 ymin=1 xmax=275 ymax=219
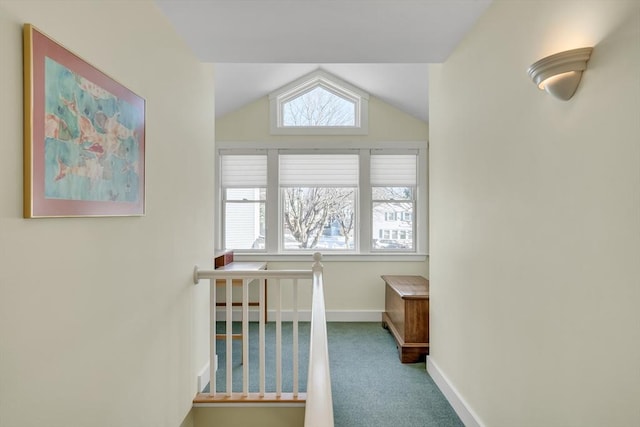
xmin=381 ymin=275 xmax=429 ymax=363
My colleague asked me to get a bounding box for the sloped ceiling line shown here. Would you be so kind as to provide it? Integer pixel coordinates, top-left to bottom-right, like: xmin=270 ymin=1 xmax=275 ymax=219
xmin=153 ymin=0 xmax=493 ymax=121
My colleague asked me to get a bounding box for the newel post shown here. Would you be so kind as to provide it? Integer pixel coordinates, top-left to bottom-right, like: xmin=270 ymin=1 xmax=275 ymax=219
xmin=312 ymin=252 xmax=323 ymax=272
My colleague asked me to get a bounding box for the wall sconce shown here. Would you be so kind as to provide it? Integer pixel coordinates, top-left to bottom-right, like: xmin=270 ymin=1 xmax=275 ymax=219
xmin=527 ymin=47 xmax=593 ymax=100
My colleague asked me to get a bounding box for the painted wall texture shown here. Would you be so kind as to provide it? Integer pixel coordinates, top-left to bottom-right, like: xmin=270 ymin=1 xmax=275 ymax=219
xmin=429 ymin=0 xmax=640 ymax=425
xmin=0 ymin=1 xmax=215 ymax=426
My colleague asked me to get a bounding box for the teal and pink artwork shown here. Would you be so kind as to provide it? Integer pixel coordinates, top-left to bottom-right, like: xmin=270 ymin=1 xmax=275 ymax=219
xmin=24 ymin=24 xmax=145 ymax=217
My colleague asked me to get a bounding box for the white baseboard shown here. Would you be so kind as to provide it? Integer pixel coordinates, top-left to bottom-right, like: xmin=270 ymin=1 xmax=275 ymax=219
xmin=216 ymin=309 xmax=381 ymax=322
xmin=325 ymin=310 xmax=380 ymax=322
xmin=427 ymin=356 xmax=484 ymax=427
xmin=197 ymin=361 xmax=210 ymax=393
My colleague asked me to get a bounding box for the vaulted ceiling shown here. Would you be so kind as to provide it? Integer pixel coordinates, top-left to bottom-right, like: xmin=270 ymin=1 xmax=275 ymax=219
xmin=154 ymin=0 xmax=493 ymax=122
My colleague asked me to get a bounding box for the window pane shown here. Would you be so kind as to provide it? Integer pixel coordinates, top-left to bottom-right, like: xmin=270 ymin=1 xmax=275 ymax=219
xmin=224 ymin=188 xmax=265 ymax=250
xmin=282 ymin=187 xmax=355 ymax=250
xmin=282 ymin=86 xmax=355 ymax=127
xmin=372 ymin=202 xmax=413 ymax=250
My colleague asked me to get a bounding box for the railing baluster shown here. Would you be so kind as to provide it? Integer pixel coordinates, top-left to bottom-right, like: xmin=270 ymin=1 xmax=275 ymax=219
xmin=210 ymin=278 xmax=216 ymax=396
xmin=259 ymin=277 xmax=266 ymax=397
xmin=242 ymin=278 xmax=249 ymax=396
xmin=226 ymin=277 xmax=232 ymax=396
xmin=275 ymin=278 xmax=282 ymax=397
xmin=293 ymin=278 xmax=299 ymax=397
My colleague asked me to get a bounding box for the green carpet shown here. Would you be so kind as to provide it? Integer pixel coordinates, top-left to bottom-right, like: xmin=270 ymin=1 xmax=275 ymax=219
xmin=210 ymin=321 xmax=310 ymax=394
xmin=207 ymin=322 xmax=463 ymax=427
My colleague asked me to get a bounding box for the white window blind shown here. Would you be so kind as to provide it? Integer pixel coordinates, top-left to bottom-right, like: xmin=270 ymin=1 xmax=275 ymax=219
xmin=279 ymin=154 xmax=359 ymax=186
xmin=220 ymin=155 xmax=267 ymax=187
xmin=371 ymin=154 xmax=417 ymax=186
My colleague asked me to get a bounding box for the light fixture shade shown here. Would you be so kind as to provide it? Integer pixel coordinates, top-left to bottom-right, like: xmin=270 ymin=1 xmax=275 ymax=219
xmin=527 ymin=47 xmax=593 ymax=100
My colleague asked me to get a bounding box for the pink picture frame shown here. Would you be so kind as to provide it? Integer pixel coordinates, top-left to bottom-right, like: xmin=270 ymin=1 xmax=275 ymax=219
xmin=23 ymin=24 xmax=145 ymax=218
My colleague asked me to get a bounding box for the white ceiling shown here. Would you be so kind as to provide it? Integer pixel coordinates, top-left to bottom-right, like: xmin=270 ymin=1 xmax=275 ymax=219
xmin=154 ymin=0 xmax=492 ymax=121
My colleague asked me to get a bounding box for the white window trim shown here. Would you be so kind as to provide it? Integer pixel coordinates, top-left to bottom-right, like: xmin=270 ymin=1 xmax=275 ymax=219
xmin=369 ymin=151 xmax=419 ymax=253
xmin=218 ymin=150 xmax=269 ymax=253
xmin=216 ymin=141 xmax=428 ymax=258
xmin=269 ymin=69 xmax=369 ymax=135
xmin=278 ymin=149 xmax=360 ymax=254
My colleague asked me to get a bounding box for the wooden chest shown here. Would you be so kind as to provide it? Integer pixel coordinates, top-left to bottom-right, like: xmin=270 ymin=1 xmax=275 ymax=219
xmin=381 ymin=275 xmax=429 ymax=363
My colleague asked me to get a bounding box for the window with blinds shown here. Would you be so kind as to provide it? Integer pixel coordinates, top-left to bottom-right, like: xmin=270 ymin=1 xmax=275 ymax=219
xmin=279 ymin=154 xmax=358 ymax=186
xmin=217 ymin=149 xmax=422 ymax=254
xmin=220 ymin=154 xmax=267 ymax=187
xmin=371 ymin=153 xmax=417 ymax=251
xmin=220 ymin=154 xmax=267 ymax=251
xmin=280 ymin=154 xmax=357 ymax=251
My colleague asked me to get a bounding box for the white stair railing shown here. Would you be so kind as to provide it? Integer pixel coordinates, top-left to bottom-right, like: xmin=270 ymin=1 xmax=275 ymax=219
xmin=193 ymin=253 xmax=333 ymax=426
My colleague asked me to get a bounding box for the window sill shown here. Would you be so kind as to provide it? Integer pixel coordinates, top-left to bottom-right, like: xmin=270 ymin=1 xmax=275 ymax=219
xmin=231 ymin=252 xmax=428 ymax=262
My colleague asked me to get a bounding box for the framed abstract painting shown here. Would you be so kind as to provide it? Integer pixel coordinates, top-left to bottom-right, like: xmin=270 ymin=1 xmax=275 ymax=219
xmin=23 ymin=24 xmax=145 ymax=218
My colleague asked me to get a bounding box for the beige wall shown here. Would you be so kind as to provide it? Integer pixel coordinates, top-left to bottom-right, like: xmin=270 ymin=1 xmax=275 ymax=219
xmin=429 ymin=1 xmax=640 ymax=426
xmin=216 ymin=94 xmax=429 ymax=142
xmin=0 ymin=1 xmax=215 ymax=426
xmin=217 ymin=92 xmax=429 ymax=315
xmin=193 ymin=407 xmax=305 ymax=427
xmin=267 ymin=260 xmax=428 ymax=317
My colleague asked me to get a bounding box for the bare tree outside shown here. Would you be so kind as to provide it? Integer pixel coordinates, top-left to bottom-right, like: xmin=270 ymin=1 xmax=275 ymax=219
xmin=283 ymin=187 xmax=355 ymax=249
xmin=283 ymin=86 xmax=355 ymax=127
xmin=331 ymin=200 xmax=355 ymax=248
